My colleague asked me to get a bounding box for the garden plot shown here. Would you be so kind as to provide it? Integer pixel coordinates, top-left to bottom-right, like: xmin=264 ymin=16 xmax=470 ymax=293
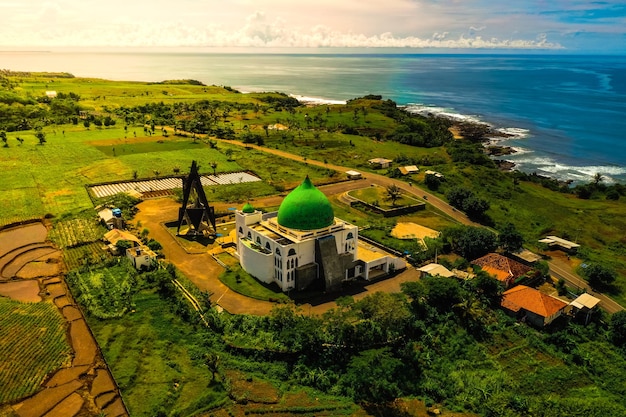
xmin=89 ymin=171 xmax=261 ymax=198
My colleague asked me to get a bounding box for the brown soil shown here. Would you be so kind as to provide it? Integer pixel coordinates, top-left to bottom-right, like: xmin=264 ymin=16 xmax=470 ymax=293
xmin=2 ymin=247 xmax=58 ymax=279
xmin=1 ymin=222 xmax=128 ymax=417
xmin=0 ymin=223 xmax=48 ymax=255
xmin=90 ymin=369 xmax=116 ymax=398
xmin=69 ymin=320 xmax=97 ymax=367
xmin=16 ymin=253 xmax=63 ymax=279
xmin=0 ymin=280 xmax=41 ymax=302
xmin=41 ymin=393 xmax=84 ymax=417
xmin=14 ymin=380 xmax=83 ymax=417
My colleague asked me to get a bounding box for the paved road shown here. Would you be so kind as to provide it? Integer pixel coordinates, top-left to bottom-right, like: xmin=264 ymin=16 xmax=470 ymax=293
xmin=134 ymin=197 xmax=422 ymax=315
xmin=212 ymin=137 xmax=624 ymax=314
xmin=548 ymin=258 xmax=624 ymax=313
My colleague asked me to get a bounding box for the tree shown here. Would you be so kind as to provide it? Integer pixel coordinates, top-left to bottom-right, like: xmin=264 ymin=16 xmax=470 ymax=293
xmin=592 ymin=172 xmax=604 ymax=186
xmin=204 ymin=352 xmax=220 ymax=382
xmin=386 ymin=184 xmax=402 ymax=206
xmin=474 ymin=270 xmax=503 ymax=306
xmin=115 ymin=240 xmax=132 ymax=251
xmin=0 ymin=131 xmax=7 ymax=147
xmin=83 ymin=120 xmax=90 ymax=129
xmin=583 ymin=263 xmax=617 ymax=289
xmin=340 ymin=348 xmax=403 ymax=403
xmin=209 ymin=161 xmax=218 ymax=176
xmin=498 ymin=222 xmax=524 ymax=252
xmin=446 ymin=186 xmax=473 ymax=209
xmin=443 ymin=225 xmax=498 ymax=260
xmin=463 ymin=195 xmax=490 ymax=219
xmin=34 ymin=127 xmax=46 ymax=145
xmin=224 ymin=148 xmax=234 ymax=161
xmin=609 ymin=311 xmax=626 ymax=347
xmin=424 ymin=173 xmax=442 ymax=191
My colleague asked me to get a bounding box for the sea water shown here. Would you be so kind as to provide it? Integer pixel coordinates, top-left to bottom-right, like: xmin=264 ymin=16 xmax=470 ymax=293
xmin=2 ymin=50 xmax=625 ymax=183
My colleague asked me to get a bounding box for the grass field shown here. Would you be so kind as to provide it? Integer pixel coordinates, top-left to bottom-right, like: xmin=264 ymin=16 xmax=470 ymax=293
xmin=0 ymin=298 xmax=71 ymax=404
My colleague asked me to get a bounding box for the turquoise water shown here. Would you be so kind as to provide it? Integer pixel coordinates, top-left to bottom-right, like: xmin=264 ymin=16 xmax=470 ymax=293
xmin=3 ymin=51 xmax=625 ymax=182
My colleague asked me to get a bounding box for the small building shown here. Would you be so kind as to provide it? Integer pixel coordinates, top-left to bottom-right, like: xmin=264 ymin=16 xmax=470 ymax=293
xmin=472 ymin=253 xmax=532 ymax=288
xmin=103 ymin=229 xmax=141 ymax=255
xmin=424 ymin=170 xmax=444 ymax=179
xmin=501 ymin=285 xmax=568 ymax=327
xmin=98 ymin=208 xmax=124 ymax=230
xmin=398 ymin=165 xmax=419 ymax=176
xmin=418 ymin=263 xmax=455 ymax=278
xmin=509 ymin=249 xmax=542 ymax=266
xmin=45 ymin=91 xmax=57 ymax=99
xmin=568 ymin=293 xmax=601 ymax=324
xmin=538 ymin=236 xmax=580 ymax=253
xmin=127 ymin=245 xmax=157 ymax=270
xmin=345 ymin=170 xmax=362 ymax=180
xmin=368 ymin=158 xmax=393 ymax=169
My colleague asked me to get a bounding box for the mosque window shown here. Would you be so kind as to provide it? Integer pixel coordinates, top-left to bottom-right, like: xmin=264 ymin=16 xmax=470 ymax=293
xmin=275 ymin=248 xmax=281 ymax=256
xmin=347 ymin=232 xmax=354 ymax=240
xmin=265 ymin=242 xmax=271 ymax=250
xmin=256 ymin=236 xmax=261 ymax=244
xmin=247 ymin=231 xmax=251 ymax=239
xmin=238 ymin=227 xmax=243 ymax=234
xmin=288 ymin=248 xmax=296 ymax=256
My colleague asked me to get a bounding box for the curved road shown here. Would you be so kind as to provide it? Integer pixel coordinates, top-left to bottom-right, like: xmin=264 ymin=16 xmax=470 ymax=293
xmin=211 ymin=137 xmax=624 ymax=314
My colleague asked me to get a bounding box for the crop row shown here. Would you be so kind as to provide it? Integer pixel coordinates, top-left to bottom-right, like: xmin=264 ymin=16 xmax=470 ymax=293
xmin=50 ymin=218 xmax=103 ymax=249
xmin=63 ymin=242 xmax=109 ymax=270
xmin=0 ymin=299 xmax=71 ymax=403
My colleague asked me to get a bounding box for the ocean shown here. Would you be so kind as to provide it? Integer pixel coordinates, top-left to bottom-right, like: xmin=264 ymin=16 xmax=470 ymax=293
xmin=2 ymin=50 xmax=626 ymax=183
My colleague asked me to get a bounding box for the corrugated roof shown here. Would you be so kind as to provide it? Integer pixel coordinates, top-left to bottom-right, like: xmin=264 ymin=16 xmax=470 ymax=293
xmin=502 ymin=285 xmax=568 ymax=318
xmin=104 ymin=229 xmax=141 ymax=245
xmin=570 ymin=293 xmax=600 ymax=310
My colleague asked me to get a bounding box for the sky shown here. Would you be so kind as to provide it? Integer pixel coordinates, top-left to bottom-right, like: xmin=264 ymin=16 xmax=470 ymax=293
xmin=0 ymin=1 xmax=624 ymax=53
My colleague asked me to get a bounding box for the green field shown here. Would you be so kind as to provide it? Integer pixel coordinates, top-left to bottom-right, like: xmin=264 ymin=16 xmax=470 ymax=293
xmin=0 ymin=298 xmax=71 ymax=404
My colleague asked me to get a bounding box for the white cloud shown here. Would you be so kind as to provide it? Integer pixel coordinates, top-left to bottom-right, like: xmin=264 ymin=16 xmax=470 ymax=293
xmin=6 ymin=1 xmax=622 ymax=50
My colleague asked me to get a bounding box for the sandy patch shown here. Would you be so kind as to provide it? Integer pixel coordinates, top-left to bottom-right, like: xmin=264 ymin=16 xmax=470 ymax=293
xmin=0 ymin=280 xmax=41 ymax=302
xmin=391 ymin=222 xmax=440 ymax=240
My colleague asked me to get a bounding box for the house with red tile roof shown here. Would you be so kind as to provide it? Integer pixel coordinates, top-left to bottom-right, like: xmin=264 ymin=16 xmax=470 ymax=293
xmin=472 ymin=253 xmax=532 ymax=288
xmin=501 ymin=285 xmax=568 ymax=327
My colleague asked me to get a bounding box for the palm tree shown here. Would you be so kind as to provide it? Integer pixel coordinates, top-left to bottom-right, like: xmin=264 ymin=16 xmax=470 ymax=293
xmin=592 ymin=172 xmax=604 ymax=186
xmin=210 ymin=161 xmax=218 ymax=176
xmin=386 ymin=184 xmax=402 ymax=206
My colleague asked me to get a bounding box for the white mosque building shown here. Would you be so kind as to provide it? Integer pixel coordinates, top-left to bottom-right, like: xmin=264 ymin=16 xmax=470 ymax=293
xmin=235 ymin=176 xmax=406 ymax=292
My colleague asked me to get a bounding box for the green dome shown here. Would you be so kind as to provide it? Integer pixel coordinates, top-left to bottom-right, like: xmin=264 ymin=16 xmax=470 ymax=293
xmin=242 ymin=202 xmax=255 ymax=213
xmin=277 ymin=177 xmax=334 ymax=231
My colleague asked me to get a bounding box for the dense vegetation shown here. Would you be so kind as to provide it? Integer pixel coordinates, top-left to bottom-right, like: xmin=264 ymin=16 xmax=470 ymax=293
xmin=75 ymin=257 xmax=626 ymax=416
xmin=2 ymin=71 xmax=626 ymax=416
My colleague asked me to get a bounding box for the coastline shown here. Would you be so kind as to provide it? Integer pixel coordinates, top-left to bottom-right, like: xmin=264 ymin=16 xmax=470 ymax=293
xmin=403 ymin=104 xmax=626 ymax=184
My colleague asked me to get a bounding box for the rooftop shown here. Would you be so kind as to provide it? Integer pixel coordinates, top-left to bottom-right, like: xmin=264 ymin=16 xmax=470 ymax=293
xmin=473 ymin=253 xmax=532 ymax=281
xmin=502 ymin=285 xmax=568 ymax=318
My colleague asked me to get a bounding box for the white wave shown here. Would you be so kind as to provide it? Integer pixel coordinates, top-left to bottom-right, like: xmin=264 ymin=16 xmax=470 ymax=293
xmin=404 ymin=104 xmax=485 ymax=124
xmin=496 ymin=127 xmax=531 ymax=139
xmin=511 ymin=154 xmax=626 ymax=183
xmin=290 ymin=94 xmax=346 ymax=105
